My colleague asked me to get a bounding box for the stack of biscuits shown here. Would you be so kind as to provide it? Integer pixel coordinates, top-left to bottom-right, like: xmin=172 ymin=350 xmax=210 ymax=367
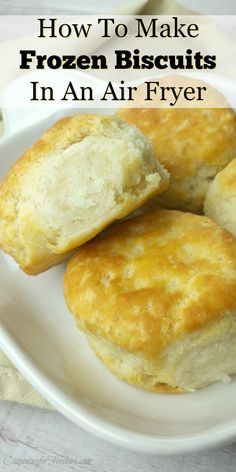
xmin=1 ymin=82 xmax=236 ymax=393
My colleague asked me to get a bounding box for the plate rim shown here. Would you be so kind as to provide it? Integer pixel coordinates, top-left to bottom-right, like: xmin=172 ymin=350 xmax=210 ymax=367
xmin=1 ymin=324 xmax=236 ymax=455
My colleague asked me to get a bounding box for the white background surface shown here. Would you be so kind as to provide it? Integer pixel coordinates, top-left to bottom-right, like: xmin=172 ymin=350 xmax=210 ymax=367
xmin=1 ymin=0 xmax=236 ymax=470
xmin=1 ymin=400 xmax=236 ymax=472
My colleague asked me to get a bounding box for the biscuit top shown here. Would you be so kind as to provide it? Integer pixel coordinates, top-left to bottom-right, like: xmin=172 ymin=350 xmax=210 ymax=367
xmin=118 ymin=107 xmax=236 ymax=175
xmin=64 ymin=209 xmax=236 ymax=359
xmin=117 ymin=106 xmax=236 ymax=212
xmin=215 ymin=158 xmax=236 ymax=194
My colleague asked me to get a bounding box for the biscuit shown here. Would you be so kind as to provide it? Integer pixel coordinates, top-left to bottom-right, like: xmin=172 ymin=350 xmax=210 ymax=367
xmin=0 ymin=113 xmax=169 ymax=274
xmin=118 ymin=87 xmax=236 ymax=213
xmin=64 ymin=209 xmax=236 ymax=393
xmin=204 ymin=159 xmax=236 ymax=237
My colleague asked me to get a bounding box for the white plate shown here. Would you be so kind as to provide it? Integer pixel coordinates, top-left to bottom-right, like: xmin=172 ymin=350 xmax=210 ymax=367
xmin=1 ymin=77 xmax=236 ymax=456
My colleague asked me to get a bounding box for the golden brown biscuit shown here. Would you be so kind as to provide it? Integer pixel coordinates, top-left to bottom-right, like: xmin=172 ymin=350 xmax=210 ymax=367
xmin=204 ymin=159 xmax=236 ymax=236
xmin=64 ymin=209 xmax=236 ymax=393
xmin=0 ymin=113 xmax=169 ymax=275
xmin=118 ymin=85 xmax=236 ymax=213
